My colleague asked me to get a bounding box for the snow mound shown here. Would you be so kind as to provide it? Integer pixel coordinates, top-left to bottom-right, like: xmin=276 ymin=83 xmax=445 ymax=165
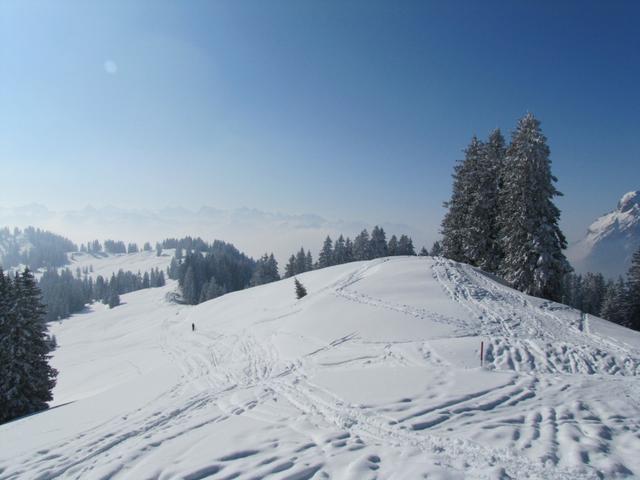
xmin=568 ymin=190 xmax=640 ymax=277
xmin=1 ymin=257 xmax=640 ymax=479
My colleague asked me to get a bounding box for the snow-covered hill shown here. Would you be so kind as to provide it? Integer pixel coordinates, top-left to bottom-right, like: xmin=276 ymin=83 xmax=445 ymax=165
xmin=568 ymin=191 xmax=640 ymax=277
xmin=1 ymin=257 xmax=640 ymax=479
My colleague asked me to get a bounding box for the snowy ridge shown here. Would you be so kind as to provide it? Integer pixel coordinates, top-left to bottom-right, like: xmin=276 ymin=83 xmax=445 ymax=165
xmin=568 ymin=190 xmax=640 ymax=277
xmin=1 ymin=257 xmax=639 ymax=479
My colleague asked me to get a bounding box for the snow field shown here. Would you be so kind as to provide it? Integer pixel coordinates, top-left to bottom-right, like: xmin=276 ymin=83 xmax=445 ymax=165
xmin=1 ymin=256 xmax=639 ymax=479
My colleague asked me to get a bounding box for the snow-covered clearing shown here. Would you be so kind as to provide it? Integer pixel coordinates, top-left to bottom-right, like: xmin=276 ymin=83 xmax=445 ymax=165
xmin=1 ymin=257 xmax=639 ymax=479
xmin=65 ymin=250 xmax=173 ymax=279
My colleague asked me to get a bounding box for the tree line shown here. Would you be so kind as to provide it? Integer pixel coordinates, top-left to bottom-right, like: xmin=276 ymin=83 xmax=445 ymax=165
xmin=0 ymin=268 xmax=57 ymax=424
xmin=441 ymin=113 xmax=570 ymax=302
xmin=38 ymin=267 xmax=166 ymax=320
xmin=0 ymin=227 xmax=76 ymax=270
xmin=283 ymin=226 xmax=419 ymax=278
xmin=169 ymin=239 xmax=256 ymax=305
xmin=562 ymin=250 xmax=640 ymax=331
xmin=80 ymin=239 xmax=154 ymax=255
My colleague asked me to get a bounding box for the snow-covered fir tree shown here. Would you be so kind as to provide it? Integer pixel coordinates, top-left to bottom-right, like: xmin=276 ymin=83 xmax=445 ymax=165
xmin=353 ymin=230 xmax=371 ymax=261
xmin=600 ymin=277 xmax=628 ymax=326
xmin=305 ymin=250 xmax=313 ymax=271
xmin=318 ymin=236 xmax=334 ymax=268
xmin=250 ymin=253 xmax=280 ymax=286
xmin=182 ymin=266 xmax=198 ymax=305
xmin=441 ymin=137 xmax=482 ymax=263
xmin=294 ymin=278 xmax=307 ymax=299
xmin=344 ymin=238 xmax=354 ymax=262
xmin=388 ymin=235 xmax=398 ymax=256
xmin=430 ymin=241 xmax=443 ymax=256
xmin=370 ymin=226 xmax=388 ymax=258
xmin=333 ymin=235 xmax=347 ymax=264
xmin=498 ymin=113 xmax=570 ymax=301
xmin=0 ymin=269 xmax=58 ymax=424
xmin=464 ymin=129 xmax=505 ymax=271
xmin=284 ymin=255 xmax=296 ymax=278
xmin=625 ymin=247 xmax=640 ymax=330
xmin=397 ymin=234 xmax=416 ymax=256
xmin=295 ymin=248 xmax=307 ymax=274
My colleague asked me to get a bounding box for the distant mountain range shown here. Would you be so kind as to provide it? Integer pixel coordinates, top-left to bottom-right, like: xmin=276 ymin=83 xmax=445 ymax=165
xmin=0 ymin=204 xmax=427 ymax=265
xmin=568 ymin=190 xmax=640 ymax=278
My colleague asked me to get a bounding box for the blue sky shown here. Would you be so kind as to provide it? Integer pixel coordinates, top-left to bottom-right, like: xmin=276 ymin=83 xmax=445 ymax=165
xmin=1 ymin=0 xmax=638 ymax=243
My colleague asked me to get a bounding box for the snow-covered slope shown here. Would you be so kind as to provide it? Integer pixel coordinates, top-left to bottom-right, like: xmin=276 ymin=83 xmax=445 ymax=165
xmin=65 ymin=249 xmax=174 ymax=279
xmin=568 ymin=190 xmax=640 ymax=277
xmin=1 ymin=257 xmax=640 ymax=479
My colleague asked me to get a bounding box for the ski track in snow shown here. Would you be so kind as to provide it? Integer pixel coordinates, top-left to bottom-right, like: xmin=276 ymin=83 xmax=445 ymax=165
xmin=1 ymin=257 xmax=640 ymax=479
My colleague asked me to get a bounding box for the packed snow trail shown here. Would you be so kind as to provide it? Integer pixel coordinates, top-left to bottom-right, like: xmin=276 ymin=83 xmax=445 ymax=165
xmin=1 ymin=257 xmax=640 ymax=479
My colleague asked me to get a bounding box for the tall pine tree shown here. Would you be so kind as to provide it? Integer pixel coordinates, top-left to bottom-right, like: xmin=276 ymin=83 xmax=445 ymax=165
xmin=441 ymin=137 xmax=481 ymax=263
xmin=464 ymin=130 xmax=505 ymax=271
xmin=498 ymin=113 xmax=570 ymax=301
xmin=0 ymin=269 xmax=57 ymax=424
xmin=318 ymin=236 xmax=334 ymax=268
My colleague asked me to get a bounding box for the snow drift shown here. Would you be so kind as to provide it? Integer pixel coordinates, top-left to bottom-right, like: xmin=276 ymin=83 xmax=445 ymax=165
xmin=1 ymin=256 xmax=639 ymax=479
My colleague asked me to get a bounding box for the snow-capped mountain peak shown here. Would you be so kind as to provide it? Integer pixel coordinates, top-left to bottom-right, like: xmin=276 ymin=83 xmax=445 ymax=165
xmin=568 ymin=190 xmax=640 ymax=277
xmin=617 ymin=190 xmax=640 ymax=213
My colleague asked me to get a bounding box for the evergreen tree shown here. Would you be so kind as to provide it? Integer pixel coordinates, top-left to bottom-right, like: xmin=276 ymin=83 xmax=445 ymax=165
xmin=143 ymin=242 xmax=152 ymax=252
xmin=625 ymin=247 xmax=640 ymax=330
xmin=199 ymin=278 xmax=224 ymax=302
xmin=285 ymin=255 xmax=297 ymax=278
xmin=388 ymin=235 xmax=398 ymax=256
xmin=370 ymin=226 xmax=388 ymax=258
xmin=305 ymin=250 xmax=314 ymax=271
xmin=441 ymin=137 xmax=480 ymax=263
xmin=498 ymin=114 xmax=571 ymax=301
xmin=353 ymin=229 xmax=371 ymax=261
xmin=0 ymin=269 xmax=13 ymax=422
xmin=142 ymin=272 xmax=150 ymax=289
xmin=251 ymin=253 xmax=280 ymax=286
xmin=600 ymin=278 xmax=628 ymax=326
xmin=107 ymin=274 xmax=120 ymax=308
xmin=582 ymin=272 xmax=606 ymax=316
xmin=464 ymin=130 xmax=505 ymax=271
xmin=168 ymin=257 xmax=180 ymax=280
xmin=430 ymin=241 xmax=443 ymax=256
xmin=295 ymin=248 xmax=307 ymax=274
xmin=397 ymin=235 xmax=416 ymax=256
xmin=294 ymin=278 xmax=307 ymax=299
xmin=333 ymin=235 xmax=347 ymax=265
xmin=0 ymin=269 xmax=58 ymax=423
xmin=318 ymin=236 xmax=334 ymax=268
xmin=419 ymin=246 xmax=429 ymax=256
xmin=344 ymin=238 xmax=354 ymax=263
xmin=182 ymin=266 xmax=198 ymax=305
xmin=156 ymin=243 xmax=163 ymax=257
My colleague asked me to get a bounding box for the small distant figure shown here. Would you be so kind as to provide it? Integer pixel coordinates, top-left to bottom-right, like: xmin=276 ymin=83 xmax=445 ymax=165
xmin=191 ymin=323 xmax=195 ymax=332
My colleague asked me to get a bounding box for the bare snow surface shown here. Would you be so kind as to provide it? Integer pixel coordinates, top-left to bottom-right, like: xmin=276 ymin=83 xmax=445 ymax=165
xmin=2 ymin=257 xmax=640 ymax=479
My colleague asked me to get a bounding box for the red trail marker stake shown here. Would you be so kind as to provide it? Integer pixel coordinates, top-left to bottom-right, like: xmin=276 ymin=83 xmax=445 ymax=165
xmin=480 ymin=341 xmax=484 ymax=367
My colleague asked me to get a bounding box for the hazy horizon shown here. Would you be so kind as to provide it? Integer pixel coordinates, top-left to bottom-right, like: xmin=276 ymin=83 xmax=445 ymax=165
xmin=2 ymin=0 xmax=639 ymax=249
